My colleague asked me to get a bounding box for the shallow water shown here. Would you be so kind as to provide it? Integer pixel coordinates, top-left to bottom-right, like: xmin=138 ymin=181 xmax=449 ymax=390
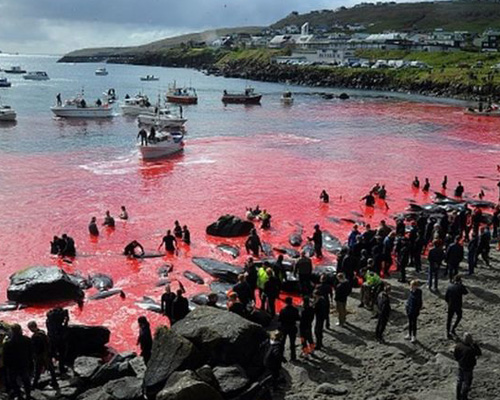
xmin=0 ymin=54 xmax=499 ymax=351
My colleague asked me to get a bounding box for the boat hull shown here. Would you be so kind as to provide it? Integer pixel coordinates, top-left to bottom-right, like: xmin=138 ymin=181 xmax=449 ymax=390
xmin=281 ymin=97 xmax=294 ymax=105
xmin=51 ymin=106 xmax=114 ymax=118
xmin=137 ymin=114 xmax=186 ymax=129
xmin=222 ymin=95 xmax=262 ymax=104
xmin=0 ymin=83 xmax=11 ymax=88
xmin=166 ymin=95 xmax=198 ymax=105
xmin=95 ymin=72 xmax=108 ymax=76
xmin=4 ymin=70 xmax=25 ymax=74
xmin=140 ymin=78 xmax=159 ymax=81
xmin=120 ymin=105 xmax=157 ymax=116
xmin=0 ymin=111 xmax=16 ymax=121
xmin=139 ymin=141 xmax=184 ymax=160
xmin=23 ymin=76 xmax=49 ymax=81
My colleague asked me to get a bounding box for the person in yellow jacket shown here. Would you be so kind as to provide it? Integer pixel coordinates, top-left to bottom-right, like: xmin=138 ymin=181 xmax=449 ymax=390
xmin=257 ymin=263 xmax=270 ymax=310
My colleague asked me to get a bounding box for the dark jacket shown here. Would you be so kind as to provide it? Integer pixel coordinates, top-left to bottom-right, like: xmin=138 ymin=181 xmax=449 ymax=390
xmin=245 ymin=265 xmax=257 ymax=290
xmin=334 ymin=280 xmax=351 ymax=303
xmin=4 ymin=334 xmax=33 ymax=370
xmin=233 ymin=281 xmax=253 ymax=305
xmin=171 ymin=296 xmax=189 ymax=322
xmin=229 ymin=301 xmax=246 ymax=317
xmin=299 ymin=306 xmax=315 ymax=333
xmin=161 ymin=292 xmax=175 ymax=317
xmin=264 ymin=276 xmax=281 ymax=299
xmin=377 ymin=291 xmax=391 ymax=319
xmin=428 ymin=247 xmax=445 ymax=268
xmin=445 ymin=283 xmax=468 ymax=310
xmin=446 ymin=243 xmax=464 ymax=265
xmin=454 ymin=342 xmax=481 ymax=371
xmin=314 ymin=297 xmax=329 ymax=321
xmin=294 ymin=257 xmax=312 ymax=276
xmin=278 ymin=304 xmax=300 ymax=333
xmin=406 ymin=288 xmax=423 ymax=317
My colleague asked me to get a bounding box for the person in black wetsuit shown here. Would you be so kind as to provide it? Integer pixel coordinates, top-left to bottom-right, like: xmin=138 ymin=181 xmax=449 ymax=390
xmin=137 ymin=128 xmax=148 ymax=146
xmin=158 ymin=230 xmax=177 ymax=253
xmin=28 ymin=321 xmax=58 ymax=389
xmin=182 ymin=225 xmax=191 ymax=245
xmin=455 ymin=181 xmax=465 ymax=197
xmin=315 ymin=274 xmax=333 ymax=329
xmin=46 ymin=307 xmax=69 ymax=374
xmin=412 ymin=176 xmax=420 ymax=189
xmin=308 ymin=224 xmax=323 ymax=258
xmin=244 ymin=257 xmax=257 ymax=302
xmin=123 ymin=240 xmax=145 ymax=257
xmin=171 ymin=288 xmax=189 ymax=323
xmin=278 ymin=297 xmax=300 ymax=361
xmin=361 ymin=191 xmax=375 ymax=207
xmin=148 ymin=126 xmax=156 ymax=143
xmin=423 ymin=178 xmax=430 ymax=192
xmin=442 ymin=175 xmax=448 ymax=190
xmin=60 ymin=234 xmax=76 ymax=257
xmin=245 ymin=228 xmax=263 ymax=257
xmin=299 ymin=296 xmax=315 ymax=355
xmin=50 ymin=236 xmax=61 ymax=255
xmin=446 ymin=237 xmax=464 ymax=281
xmin=137 ymin=316 xmax=152 ymax=364
xmin=160 ymin=284 xmax=177 ymax=325
xmin=233 ymin=274 xmax=253 ymax=308
xmin=103 ymin=211 xmax=115 ymax=228
xmin=320 ymin=190 xmax=329 ymax=203
xmin=264 ymin=268 xmax=281 ymax=317
xmin=313 ymin=290 xmax=328 ymax=350
xmin=173 ymin=221 xmax=183 ymax=238
xmin=88 ymin=216 xmax=99 ymax=236
xmin=119 ymin=206 xmax=128 ymax=220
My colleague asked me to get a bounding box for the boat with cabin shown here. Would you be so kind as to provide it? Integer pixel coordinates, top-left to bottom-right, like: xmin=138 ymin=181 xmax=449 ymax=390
xmin=120 ymin=94 xmax=157 ymax=116
xmin=0 ymin=77 xmax=12 ymax=88
xmin=140 ymin=75 xmax=159 ymax=82
xmin=137 ymin=107 xmax=187 ymax=129
xmin=138 ymin=131 xmax=184 ymax=160
xmin=0 ymin=104 xmax=16 ymax=121
xmin=166 ymin=82 xmax=198 ymax=104
xmin=222 ymin=87 xmax=262 ymax=104
xmin=23 ymin=71 xmax=50 ymax=81
xmin=95 ymin=67 xmax=109 ymax=76
xmin=280 ymin=91 xmax=294 ymax=105
xmin=464 ymin=104 xmax=500 ymax=117
xmin=51 ymin=92 xmax=114 ymax=118
xmin=4 ymin=66 xmax=26 ymax=74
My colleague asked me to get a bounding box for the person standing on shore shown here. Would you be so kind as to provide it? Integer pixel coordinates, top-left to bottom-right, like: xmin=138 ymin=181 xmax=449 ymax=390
xmin=161 ymin=284 xmax=176 ymax=325
xmin=467 ymin=235 xmax=479 ymax=275
xmin=334 ymin=273 xmax=351 ymax=327
xmin=427 ymin=240 xmax=444 ymax=291
xmin=454 ymin=333 xmax=481 ymax=400
xmin=446 ymin=237 xmax=464 ymax=281
xmin=278 ymin=297 xmax=300 ymax=361
xmin=28 ymin=321 xmax=58 ymax=390
xmin=137 ymin=316 xmax=152 ymax=365
xmin=405 ymin=280 xmax=423 ymax=343
xmin=3 ymin=324 xmax=32 ymax=399
xmin=316 ymin=274 xmax=333 ymax=329
xmin=445 ymin=275 xmax=468 ymax=339
xmin=294 ymin=252 xmax=313 ymax=296
xmin=376 ymin=284 xmax=391 ymax=343
xmin=299 ymin=296 xmax=315 ymax=356
xmin=313 ymin=289 xmax=328 ymax=350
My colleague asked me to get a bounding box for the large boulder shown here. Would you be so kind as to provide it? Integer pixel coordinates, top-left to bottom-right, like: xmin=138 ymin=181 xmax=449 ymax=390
xmin=74 ymin=356 xmax=102 ymax=380
xmin=90 ymin=353 xmax=136 ymax=387
xmin=191 ymin=258 xmax=241 ymax=284
xmin=7 ymin=266 xmax=84 ymax=303
xmin=144 ymin=328 xmax=203 ymax=398
xmin=172 ymin=307 xmax=267 ymax=378
xmin=156 ymin=371 xmax=223 ymax=400
xmin=213 ymin=365 xmax=249 ymax=398
xmin=66 ymin=325 xmax=111 ymax=362
xmin=206 ymin=215 xmax=254 ymax=237
xmin=77 ymin=377 xmax=144 ymax=400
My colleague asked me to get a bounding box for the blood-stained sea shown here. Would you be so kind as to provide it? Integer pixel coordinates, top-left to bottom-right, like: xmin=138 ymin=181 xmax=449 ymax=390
xmin=0 ymin=55 xmax=499 ymax=351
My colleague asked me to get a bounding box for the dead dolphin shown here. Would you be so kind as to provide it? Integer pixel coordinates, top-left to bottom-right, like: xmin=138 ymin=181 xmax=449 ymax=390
xmin=273 ymin=247 xmax=300 ymax=258
xmin=157 ymin=264 xmax=174 ymax=277
xmin=90 ymin=273 xmax=113 ymax=291
xmin=301 ymin=243 xmax=315 ymax=258
xmin=210 ymin=281 xmax=233 ymax=294
xmin=135 ymin=296 xmax=162 ymax=314
xmin=322 ymin=231 xmax=342 ymax=254
xmin=217 ymin=244 xmax=240 ymax=258
xmin=0 ymin=302 xmax=27 ymax=312
xmin=190 ymin=293 xmax=226 ymax=309
xmin=340 ymin=217 xmax=357 ymax=224
xmin=327 ymin=217 xmax=342 ymax=224
xmin=183 ymin=271 xmax=205 ymax=285
xmin=192 ymin=257 xmax=241 ymax=284
xmin=262 ymin=242 xmax=274 ymax=257
xmin=467 ymin=199 xmax=496 ymax=208
xmin=312 ymin=265 xmax=337 ymax=284
xmin=155 ymin=278 xmax=171 ymax=287
xmin=88 ymin=289 xmax=125 ymax=301
xmin=135 ymin=253 xmax=164 ymax=259
xmin=289 ymin=230 xmax=303 ymax=247
xmin=68 ymin=272 xmax=92 ymax=290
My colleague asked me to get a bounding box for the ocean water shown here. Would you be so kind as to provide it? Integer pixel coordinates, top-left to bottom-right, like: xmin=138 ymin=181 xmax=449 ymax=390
xmin=0 ymin=54 xmax=498 ymax=351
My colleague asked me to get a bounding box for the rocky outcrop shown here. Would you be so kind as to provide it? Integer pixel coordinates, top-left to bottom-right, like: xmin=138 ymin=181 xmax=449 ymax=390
xmin=172 ymin=307 xmax=267 ymax=379
xmin=191 ymin=258 xmax=241 ymax=284
xmin=144 ymin=328 xmax=203 ymax=398
xmin=66 ymin=325 xmax=111 ymax=362
xmin=206 ymin=215 xmax=254 ymax=237
xmin=156 ymin=370 xmax=223 ymax=400
xmin=7 ymin=266 xmax=84 ymax=303
xmin=213 ymin=365 xmax=249 ymax=398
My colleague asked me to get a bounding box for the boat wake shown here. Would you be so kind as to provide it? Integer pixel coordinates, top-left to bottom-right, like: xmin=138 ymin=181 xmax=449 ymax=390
xmin=178 ymin=158 xmax=216 ymax=166
xmin=79 ymin=152 xmax=138 ymax=176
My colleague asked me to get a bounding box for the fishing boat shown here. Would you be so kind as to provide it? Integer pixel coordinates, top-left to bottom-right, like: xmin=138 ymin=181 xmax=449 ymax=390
xmin=139 ymin=131 xmax=184 ymax=160
xmin=51 ymin=92 xmax=114 ymax=118
xmin=0 ymin=77 xmax=11 ymax=88
xmin=4 ymin=66 xmax=26 ymax=74
xmin=137 ymin=108 xmax=186 ymax=129
xmin=280 ymin=91 xmax=294 ymax=105
xmin=0 ymin=104 xmax=16 ymax=121
xmin=95 ymin=67 xmax=109 ymax=76
xmin=120 ymin=94 xmax=157 ymax=116
xmin=103 ymin=88 xmax=118 ymax=104
xmin=464 ymin=106 xmax=500 ymax=117
xmin=140 ymin=75 xmax=159 ymax=82
xmin=166 ymin=82 xmax=198 ymax=104
xmin=23 ymin=71 xmax=50 ymax=81
xmin=222 ymin=87 xmax=262 ymax=104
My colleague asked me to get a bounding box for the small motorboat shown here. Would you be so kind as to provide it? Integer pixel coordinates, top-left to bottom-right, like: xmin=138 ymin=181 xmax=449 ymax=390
xmin=4 ymin=66 xmax=26 ymax=74
xmin=120 ymin=94 xmax=157 ymax=116
xmin=95 ymin=67 xmax=109 ymax=76
xmin=0 ymin=77 xmax=12 ymax=88
xmin=166 ymin=82 xmax=198 ymax=104
xmin=464 ymin=105 xmax=500 ymax=117
xmin=137 ymin=108 xmax=186 ymax=129
xmin=139 ymin=131 xmax=184 ymax=160
xmin=280 ymin=91 xmax=293 ymax=105
xmin=140 ymin=75 xmax=159 ymax=81
xmin=51 ymin=92 xmax=114 ymax=118
xmin=0 ymin=104 xmax=16 ymax=121
xmin=23 ymin=71 xmax=50 ymax=81
xmin=222 ymin=87 xmax=261 ymax=104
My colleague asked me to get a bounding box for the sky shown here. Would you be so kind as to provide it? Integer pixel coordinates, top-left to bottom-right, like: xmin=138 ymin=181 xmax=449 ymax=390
xmin=0 ymin=0 xmax=401 ymax=54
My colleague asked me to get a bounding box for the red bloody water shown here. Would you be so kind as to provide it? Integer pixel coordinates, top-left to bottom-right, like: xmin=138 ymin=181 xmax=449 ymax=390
xmin=0 ymin=98 xmax=499 ymax=352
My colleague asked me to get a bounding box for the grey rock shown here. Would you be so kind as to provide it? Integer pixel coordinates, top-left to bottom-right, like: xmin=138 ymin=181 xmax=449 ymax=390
xmin=206 ymin=215 xmax=254 ymax=237
xmin=76 ymin=387 xmax=112 ymax=400
xmin=129 ymin=355 xmax=146 ymax=379
xmin=315 ymin=383 xmax=348 ymax=396
xmin=157 ymin=371 xmax=223 ymax=400
xmin=195 ymin=365 xmax=220 ymax=391
xmin=74 ymin=356 xmax=102 ymax=380
xmin=213 ymin=365 xmax=249 ymax=397
xmin=144 ymin=327 xmax=203 ymax=398
xmin=104 ymin=376 xmax=144 ymax=400
xmin=90 ymin=353 xmax=135 ymax=387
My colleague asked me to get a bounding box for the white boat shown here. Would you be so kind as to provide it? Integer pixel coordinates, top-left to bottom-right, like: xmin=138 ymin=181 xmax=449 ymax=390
xmin=51 ymin=93 xmax=114 ymax=118
xmin=281 ymin=91 xmax=294 ymax=105
xmin=23 ymin=71 xmax=50 ymax=81
xmin=95 ymin=67 xmax=109 ymax=76
xmin=0 ymin=105 xmax=16 ymax=121
xmin=140 ymin=75 xmax=159 ymax=81
xmin=120 ymin=94 xmax=157 ymax=116
xmin=137 ymin=108 xmax=187 ymax=129
xmin=4 ymin=66 xmax=26 ymax=74
xmin=139 ymin=131 xmax=184 ymax=160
